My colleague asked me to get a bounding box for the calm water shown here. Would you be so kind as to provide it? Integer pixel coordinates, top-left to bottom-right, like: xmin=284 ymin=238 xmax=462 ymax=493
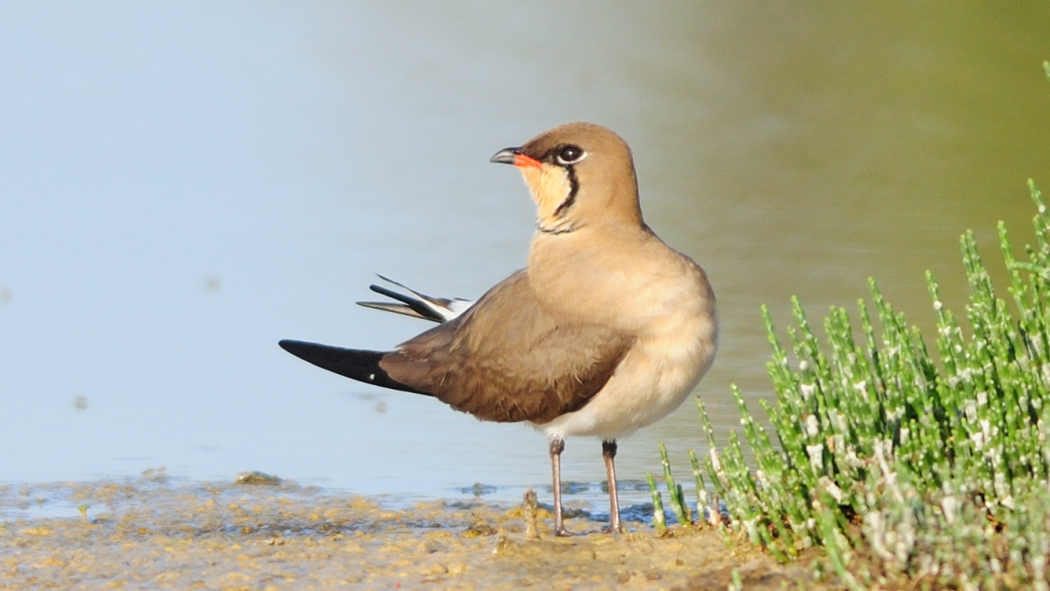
xmin=2 ymin=3 xmax=1049 ymax=512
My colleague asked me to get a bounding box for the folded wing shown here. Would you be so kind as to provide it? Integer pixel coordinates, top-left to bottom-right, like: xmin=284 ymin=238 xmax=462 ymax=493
xmin=380 ymin=270 xmax=634 ymax=423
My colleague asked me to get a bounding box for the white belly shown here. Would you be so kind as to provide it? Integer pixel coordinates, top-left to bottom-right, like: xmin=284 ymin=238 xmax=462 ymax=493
xmin=534 ymin=308 xmax=717 ymax=441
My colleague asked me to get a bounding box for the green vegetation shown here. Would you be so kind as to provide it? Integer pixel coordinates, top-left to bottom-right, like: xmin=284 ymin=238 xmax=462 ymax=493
xmin=652 ymin=181 xmax=1050 ymax=589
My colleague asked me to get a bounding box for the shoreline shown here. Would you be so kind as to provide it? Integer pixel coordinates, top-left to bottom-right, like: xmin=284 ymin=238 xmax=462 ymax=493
xmin=0 ymin=478 xmax=826 ymax=590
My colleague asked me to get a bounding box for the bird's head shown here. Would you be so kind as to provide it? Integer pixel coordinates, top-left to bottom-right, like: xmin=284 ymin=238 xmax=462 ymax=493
xmin=491 ymin=122 xmax=643 ymax=235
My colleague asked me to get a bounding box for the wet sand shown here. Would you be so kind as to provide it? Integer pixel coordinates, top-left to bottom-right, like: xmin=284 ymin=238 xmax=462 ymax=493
xmin=0 ymin=478 xmax=827 ymax=590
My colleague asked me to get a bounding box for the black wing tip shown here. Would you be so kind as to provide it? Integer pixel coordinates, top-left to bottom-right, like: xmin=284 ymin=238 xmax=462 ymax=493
xmin=279 ymin=338 xmax=303 ymax=352
xmin=278 ymin=339 xmax=428 ymax=396
xmin=368 ymin=284 xmax=408 ymax=301
xmin=279 ymin=339 xmax=326 ymax=358
xmin=365 ymin=284 xmax=445 ymax=322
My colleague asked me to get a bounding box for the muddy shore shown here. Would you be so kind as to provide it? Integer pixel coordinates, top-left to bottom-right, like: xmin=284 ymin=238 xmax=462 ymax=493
xmin=0 ymin=478 xmax=829 ymax=590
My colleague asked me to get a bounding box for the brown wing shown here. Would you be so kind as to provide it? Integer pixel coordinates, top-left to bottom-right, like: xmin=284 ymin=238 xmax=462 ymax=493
xmin=378 ymin=270 xmax=634 ymax=423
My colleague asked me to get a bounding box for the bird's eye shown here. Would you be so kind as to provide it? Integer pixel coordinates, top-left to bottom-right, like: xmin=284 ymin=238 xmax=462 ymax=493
xmin=556 ymin=145 xmax=585 ymax=165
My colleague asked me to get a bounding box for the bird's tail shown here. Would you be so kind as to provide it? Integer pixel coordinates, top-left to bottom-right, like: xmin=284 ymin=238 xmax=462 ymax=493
xmin=356 ymin=275 xmax=472 ymax=323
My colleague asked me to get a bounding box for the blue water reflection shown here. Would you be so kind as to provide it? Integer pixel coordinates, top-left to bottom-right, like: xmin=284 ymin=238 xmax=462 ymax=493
xmin=1 ymin=3 xmax=1048 ymax=511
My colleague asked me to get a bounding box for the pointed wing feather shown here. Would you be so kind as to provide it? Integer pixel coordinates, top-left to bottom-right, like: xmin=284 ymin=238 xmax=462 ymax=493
xmin=363 ymin=284 xmax=447 ymax=322
xmin=356 ymin=276 xmax=473 ymax=323
xmin=278 ymin=340 xmax=428 ymax=395
xmin=356 ymin=300 xmax=433 ymax=321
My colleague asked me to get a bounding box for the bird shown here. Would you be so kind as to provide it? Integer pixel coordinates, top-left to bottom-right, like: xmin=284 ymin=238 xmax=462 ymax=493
xmin=279 ymin=122 xmax=718 ymax=535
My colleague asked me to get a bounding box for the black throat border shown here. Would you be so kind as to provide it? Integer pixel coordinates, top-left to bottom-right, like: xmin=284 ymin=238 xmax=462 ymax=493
xmin=552 ymin=164 xmax=579 ymax=218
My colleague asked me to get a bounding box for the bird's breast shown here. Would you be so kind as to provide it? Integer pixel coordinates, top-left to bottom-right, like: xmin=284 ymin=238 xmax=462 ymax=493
xmin=530 ymin=238 xmax=718 ymax=440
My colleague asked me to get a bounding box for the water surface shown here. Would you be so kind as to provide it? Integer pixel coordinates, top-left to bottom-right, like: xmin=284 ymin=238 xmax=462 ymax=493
xmin=1 ymin=3 xmax=1049 ymax=511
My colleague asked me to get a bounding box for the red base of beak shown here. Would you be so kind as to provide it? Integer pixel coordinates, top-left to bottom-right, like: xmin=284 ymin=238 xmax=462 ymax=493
xmin=513 ymin=154 xmax=542 ymax=169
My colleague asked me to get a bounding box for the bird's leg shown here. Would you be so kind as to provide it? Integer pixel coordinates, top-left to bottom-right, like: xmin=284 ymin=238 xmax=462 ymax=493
xmin=549 ymin=436 xmax=573 ymax=537
xmin=602 ymin=440 xmax=623 ymax=534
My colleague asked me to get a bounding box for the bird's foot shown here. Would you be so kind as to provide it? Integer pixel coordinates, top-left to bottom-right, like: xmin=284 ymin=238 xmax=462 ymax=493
xmin=553 ymin=526 xmax=576 ymax=537
xmin=603 ymin=522 xmax=624 ymax=535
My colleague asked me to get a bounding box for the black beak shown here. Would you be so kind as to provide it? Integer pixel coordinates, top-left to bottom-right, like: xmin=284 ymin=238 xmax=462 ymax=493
xmin=490 ymin=147 xmax=522 ymax=164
